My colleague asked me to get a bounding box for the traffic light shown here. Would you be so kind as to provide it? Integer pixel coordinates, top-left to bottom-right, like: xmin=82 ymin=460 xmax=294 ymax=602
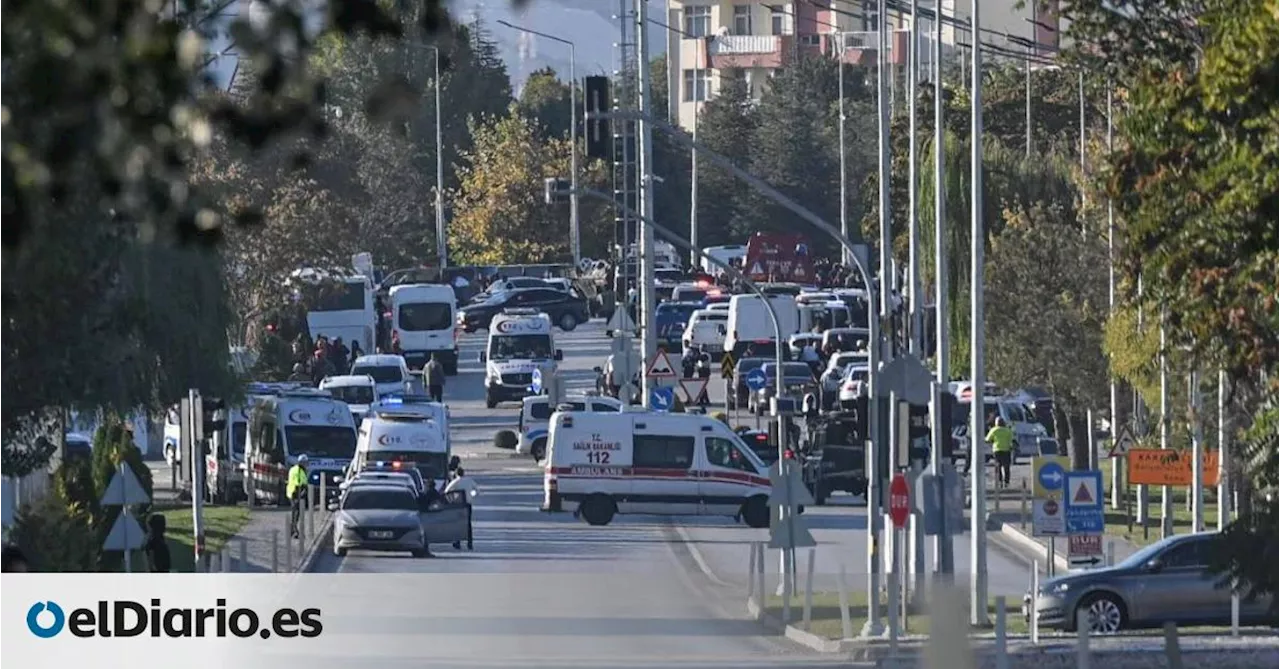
xmin=583 ymin=76 xmax=611 ymax=160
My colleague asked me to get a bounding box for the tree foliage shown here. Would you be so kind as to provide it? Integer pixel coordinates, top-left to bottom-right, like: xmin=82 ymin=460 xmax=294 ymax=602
xmin=448 ymin=109 xmax=610 ymax=264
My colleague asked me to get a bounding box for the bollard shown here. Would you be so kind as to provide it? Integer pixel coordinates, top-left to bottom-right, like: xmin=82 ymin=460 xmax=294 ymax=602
xmin=755 ymin=543 xmax=766 ymax=621
xmin=271 ymin=530 xmax=280 ymax=573
xmin=1030 ymin=562 xmax=1040 ymax=645
xmin=1076 ymin=609 xmax=1091 ymax=669
xmin=803 ymin=548 xmax=815 ymax=631
xmin=887 ymin=569 xmax=900 ymax=654
xmin=1020 ymin=483 xmax=1029 ymax=530
xmin=838 ymin=563 xmax=853 ymax=640
xmin=994 ymin=597 xmax=1009 ymax=669
xmin=1163 ymin=621 xmax=1184 ymax=669
xmin=1231 ymin=590 xmax=1240 ymax=637
xmin=306 ymin=502 xmax=315 ymax=542
xmin=781 ymin=547 xmax=793 ymax=625
xmin=320 ymin=477 xmax=328 ymax=513
xmin=285 ymin=527 xmax=293 ymax=571
xmin=239 ymin=537 xmax=248 ymax=573
xmin=1105 ymin=540 xmax=1115 ymax=567
xmin=748 ymin=542 xmax=758 ymax=603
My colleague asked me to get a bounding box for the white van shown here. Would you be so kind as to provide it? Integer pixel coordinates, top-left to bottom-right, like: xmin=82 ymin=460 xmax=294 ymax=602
xmin=701 ymin=244 xmax=748 ymax=275
xmin=480 ymin=309 xmax=563 ymax=408
xmin=518 ymin=394 xmax=624 ymax=460
xmin=319 ymin=374 xmax=379 ymax=424
xmin=244 ymin=389 xmax=359 ymax=505
xmin=951 ymin=381 xmax=1057 ymax=461
xmin=366 ymin=394 xmax=452 ymax=452
xmin=350 ymin=410 xmax=451 ymax=483
xmin=724 ymin=294 xmax=800 ymax=359
xmin=543 ymin=412 xmax=772 ymax=527
xmin=389 ymin=283 xmax=459 ymax=374
xmin=350 ymin=354 xmax=414 ymax=398
xmin=682 ymin=309 xmax=728 ymax=354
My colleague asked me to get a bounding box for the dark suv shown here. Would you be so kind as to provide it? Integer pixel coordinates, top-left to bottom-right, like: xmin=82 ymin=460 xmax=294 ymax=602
xmin=458 ymin=288 xmax=590 ymax=332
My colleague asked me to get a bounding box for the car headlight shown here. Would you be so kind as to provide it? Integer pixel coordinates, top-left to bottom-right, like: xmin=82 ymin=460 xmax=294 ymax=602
xmin=1048 ymin=582 xmax=1071 ymax=594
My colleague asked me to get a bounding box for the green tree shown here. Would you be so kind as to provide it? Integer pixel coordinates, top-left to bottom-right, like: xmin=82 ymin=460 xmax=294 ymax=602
xmin=9 ymin=492 xmax=100 ymax=572
xmin=449 ymin=109 xmax=611 ymax=264
xmin=517 ymin=67 xmax=574 ymax=140
xmin=692 ymin=69 xmax=758 ymax=249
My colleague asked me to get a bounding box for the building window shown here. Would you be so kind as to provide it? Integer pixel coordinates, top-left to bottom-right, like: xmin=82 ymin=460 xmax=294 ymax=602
xmin=732 ymin=5 xmax=753 ymax=35
xmin=798 ymin=33 xmax=821 ymax=46
xmin=770 ymin=7 xmax=786 ymax=35
xmin=683 ymin=68 xmax=712 ymax=102
xmin=862 ymin=11 xmax=879 ymax=32
xmin=684 ymin=5 xmax=711 ymax=37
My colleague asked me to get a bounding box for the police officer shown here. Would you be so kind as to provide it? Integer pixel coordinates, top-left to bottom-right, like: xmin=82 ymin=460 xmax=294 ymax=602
xmin=444 ymin=468 xmax=478 ymax=550
xmin=986 ymin=417 xmax=1016 ymax=488
xmin=287 ymin=455 xmax=309 ymax=539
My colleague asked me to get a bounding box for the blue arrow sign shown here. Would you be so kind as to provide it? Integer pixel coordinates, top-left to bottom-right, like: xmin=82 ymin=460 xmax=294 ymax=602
xmin=530 ymin=368 xmax=543 ymax=394
xmin=1038 ymin=461 xmax=1065 ymax=492
xmin=745 ymin=368 xmax=767 ymax=392
xmin=650 ymin=386 xmax=675 ymax=412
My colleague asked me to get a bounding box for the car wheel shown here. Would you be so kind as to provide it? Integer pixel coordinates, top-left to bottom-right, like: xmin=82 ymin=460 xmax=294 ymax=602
xmin=559 ymin=313 xmax=578 ymax=331
xmin=1075 ymin=593 xmax=1126 ymax=634
xmin=741 ymin=496 xmax=770 ymax=529
xmin=531 ymin=439 xmax=547 ymax=462
xmin=580 ymin=495 xmax=616 ymax=526
xmin=333 ymin=546 xmax=347 ymax=557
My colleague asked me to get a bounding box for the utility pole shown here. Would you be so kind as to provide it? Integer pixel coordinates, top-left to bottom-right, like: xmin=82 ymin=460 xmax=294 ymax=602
xmin=930 ymin=0 xmax=953 ymax=578
xmin=569 ymin=42 xmax=580 ymax=265
xmin=1136 ymin=278 xmax=1148 ymax=525
xmin=1106 ymin=83 xmax=1121 ymax=509
xmin=1025 ymin=2 xmax=1034 ymax=158
xmin=839 ymin=38 xmax=852 ymax=266
xmin=968 ymin=0 xmax=989 ymax=627
xmin=1217 ymin=370 xmax=1229 ymax=530
xmin=1078 ymin=71 xmax=1086 ymax=172
xmin=907 ymin=0 xmax=922 ymax=356
xmin=613 ymin=0 xmax=638 ymax=406
xmin=635 ymin=0 xmax=657 ymax=407
xmin=690 ymin=41 xmax=701 ymax=268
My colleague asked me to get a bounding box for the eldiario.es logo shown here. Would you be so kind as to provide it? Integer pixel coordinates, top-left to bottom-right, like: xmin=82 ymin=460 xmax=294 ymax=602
xmin=27 ymin=599 xmax=322 ymax=639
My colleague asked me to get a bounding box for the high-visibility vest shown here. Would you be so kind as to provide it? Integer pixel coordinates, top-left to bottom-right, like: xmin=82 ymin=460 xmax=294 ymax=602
xmin=286 ymin=465 xmax=308 ymax=498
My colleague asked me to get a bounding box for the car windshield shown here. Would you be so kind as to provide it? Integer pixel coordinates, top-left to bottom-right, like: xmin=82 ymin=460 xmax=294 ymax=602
xmin=341 ymin=488 xmax=418 ymax=511
xmin=360 ymin=466 xmax=425 ymax=490
xmin=286 ymin=426 xmax=357 ymax=459
xmin=491 ymin=334 xmax=552 ymax=361
xmin=351 ymin=365 xmax=403 ymax=384
xmin=398 ymin=303 xmax=452 ymax=331
xmin=327 ymin=385 xmax=375 ymax=404
xmin=843 ymin=366 xmax=870 ymax=382
xmin=676 ymin=288 xmax=707 ymax=302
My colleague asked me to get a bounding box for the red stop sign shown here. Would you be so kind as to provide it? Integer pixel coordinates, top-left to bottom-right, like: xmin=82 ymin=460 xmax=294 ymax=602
xmin=889 ymin=473 xmax=910 ymax=528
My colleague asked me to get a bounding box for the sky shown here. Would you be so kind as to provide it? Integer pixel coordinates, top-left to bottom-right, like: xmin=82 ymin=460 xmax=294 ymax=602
xmin=205 ymin=0 xmax=667 ymax=94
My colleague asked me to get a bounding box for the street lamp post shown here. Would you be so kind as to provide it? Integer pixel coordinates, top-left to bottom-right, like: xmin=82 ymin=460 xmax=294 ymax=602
xmin=498 ymin=21 xmax=581 ymax=265
xmin=410 ymin=44 xmax=448 ymax=270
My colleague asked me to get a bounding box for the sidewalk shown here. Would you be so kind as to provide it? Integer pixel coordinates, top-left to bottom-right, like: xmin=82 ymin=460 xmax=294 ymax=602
xmin=209 ymin=505 xmax=332 ymax=573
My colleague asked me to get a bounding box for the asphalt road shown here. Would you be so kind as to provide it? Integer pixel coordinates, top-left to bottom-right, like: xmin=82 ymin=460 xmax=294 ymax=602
xmin=314 ymin=320 xmax=1041 ymax=665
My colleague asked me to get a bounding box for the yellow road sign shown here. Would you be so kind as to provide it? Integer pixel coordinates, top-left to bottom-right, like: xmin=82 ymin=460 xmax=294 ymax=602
xmin=721 ymin=353 xmax=735 ymax=379
xmin=1031 ymin=455 xmax=1070 ymax=499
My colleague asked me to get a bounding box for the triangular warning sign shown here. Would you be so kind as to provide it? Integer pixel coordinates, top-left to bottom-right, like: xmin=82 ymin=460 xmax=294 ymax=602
xmin=1108 ymin=425 xmax=1136 ymax=458
xmin=768 ymin=516 xmax=817 ymax=549
xmin=749 ymin=261 xmax=764 ymax=276
xmin=645 ymin=350 xmax=678 ymax=379
xmin=1074 ymin=481 xmax=1094 ymax=504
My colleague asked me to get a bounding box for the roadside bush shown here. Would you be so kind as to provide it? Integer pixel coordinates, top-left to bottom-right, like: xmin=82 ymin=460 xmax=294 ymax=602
xmin=9 ymin=494 xmax=100 ymax=572
xmin=90 ymin=421 xmax=154 ymax=570
xmin=52 ymin=457 xmax=96 ymax=512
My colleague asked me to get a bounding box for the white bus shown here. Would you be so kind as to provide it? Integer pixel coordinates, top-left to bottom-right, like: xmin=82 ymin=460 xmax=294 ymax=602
xmin=295 ymin=271 xmax=376 ymax=354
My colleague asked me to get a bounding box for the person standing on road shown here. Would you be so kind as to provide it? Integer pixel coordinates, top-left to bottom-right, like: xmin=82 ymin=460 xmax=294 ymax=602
xmin=986 ymin=417 xmax=1015 ymax=488
xmin=445 ymin=467 xmax=478 ymax=550
xmin=287 ymin=455 xmax=309 ymax=539
xmin=424 ymin=353 xmax=446 ymax=403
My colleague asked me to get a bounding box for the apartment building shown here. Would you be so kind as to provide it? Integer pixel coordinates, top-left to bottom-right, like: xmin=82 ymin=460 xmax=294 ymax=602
xmin=664 ymin=0 xmax=1065 ymax=130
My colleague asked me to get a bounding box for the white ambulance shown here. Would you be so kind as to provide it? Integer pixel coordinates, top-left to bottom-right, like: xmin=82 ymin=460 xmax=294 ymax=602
xmin=244 ymin=388 xmax=358 ymax=506
xmin=542 ymin=412 xmax=772 ymax=527
xmin=350 ymin=409 xmax=451 ymax=484
xmin=480 ymin=309 xmax=563 ymax=408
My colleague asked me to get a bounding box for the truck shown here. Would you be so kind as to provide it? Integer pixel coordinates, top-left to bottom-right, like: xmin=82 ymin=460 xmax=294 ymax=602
xmin=743 ymin=233 xmax=815 ymax=284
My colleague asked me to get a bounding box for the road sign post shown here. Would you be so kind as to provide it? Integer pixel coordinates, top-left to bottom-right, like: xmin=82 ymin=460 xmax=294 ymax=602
xmin=1064 ymin=470 xmax=1105 ymax=535
xmin=1067 ymin=535 xmax=1103 ymax=569
xmin=889 ymin=473 xmax=911 ymax=529
xmin=100 ymin=462 xmax=151 ymax=573
xmin=649 ymin=386 xmax=675 ymax=412
xmin=768 ymin=458 xmax=815 ymax=613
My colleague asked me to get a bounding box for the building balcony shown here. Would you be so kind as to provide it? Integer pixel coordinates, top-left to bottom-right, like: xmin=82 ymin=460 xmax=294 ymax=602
xmin=703 ymin=34 xmax=795 ymax=70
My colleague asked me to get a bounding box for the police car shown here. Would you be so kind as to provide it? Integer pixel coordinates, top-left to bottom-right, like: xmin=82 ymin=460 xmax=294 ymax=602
xmin=517 ymin=394 xmax=623 ymax=461
xmin=480 ymin=309 xmax=563 ymax=409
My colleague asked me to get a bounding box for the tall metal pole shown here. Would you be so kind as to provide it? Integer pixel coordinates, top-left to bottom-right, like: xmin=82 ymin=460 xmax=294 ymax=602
xmin=1191 ymin=369 xmax=1204 ymax=533
xmin=1159 ymin=309 xmax=1172 ymax=539
xmin=433 ymin=47 xmax=447 ymax=269
xmin=868 ymin=0 xmax=893 ymax=636
xmin=839 ymin=45 xmax=851 ymax=266
xmin=690 ymin=42 xmax=700 ymax=268
xmin=1217 ymin=369 xmax=1229 ymax=530
xmin=1136 ymin=277 xmax=1149 ymax=525
xmin=1025 ymin=2 xmax=1034 ymax=158
xmin=930 ymin=0 xmax=952 ymax=577
xmin=1106 ymin=83 xmax=1120 ymax=509
xmin=968 ymin=0 xmax=989 ymax=627
xmin=907 ymin=0 xmax=922 ymax=356
xmin=635 ymin=0 xmax=657 ymax=407
xmin=570 ymin=43 xmax=581 ymax=266
xmin=1077 ymin=71 xmax=1086 ymax=172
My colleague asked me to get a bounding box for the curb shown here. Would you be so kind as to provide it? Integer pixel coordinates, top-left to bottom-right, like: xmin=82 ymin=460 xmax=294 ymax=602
xmin=296 ymin=512 xmax=334 ymax=573
xmin=995 ymin=517 xmax=1070 ymax=573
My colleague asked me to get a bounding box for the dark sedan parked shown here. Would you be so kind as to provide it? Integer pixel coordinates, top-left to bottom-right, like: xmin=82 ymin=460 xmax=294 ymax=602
xmin=458 ymin=287 xmax=591 ymax=332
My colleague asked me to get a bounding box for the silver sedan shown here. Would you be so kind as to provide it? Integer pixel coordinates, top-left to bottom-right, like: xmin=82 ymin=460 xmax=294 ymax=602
xmin=331 ymin=485 xmax=428 ymax=557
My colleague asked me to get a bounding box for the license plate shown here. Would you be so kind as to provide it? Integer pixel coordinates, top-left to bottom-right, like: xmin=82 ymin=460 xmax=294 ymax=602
xmin=369 ymin=531 xmax=394 ymax=539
